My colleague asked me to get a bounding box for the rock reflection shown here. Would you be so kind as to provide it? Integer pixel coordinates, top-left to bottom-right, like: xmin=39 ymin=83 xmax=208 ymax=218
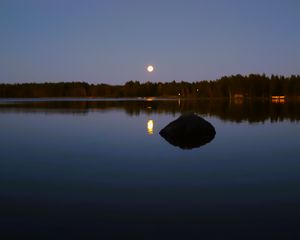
xmin=159 ymin=113 xmax=216 ymax=149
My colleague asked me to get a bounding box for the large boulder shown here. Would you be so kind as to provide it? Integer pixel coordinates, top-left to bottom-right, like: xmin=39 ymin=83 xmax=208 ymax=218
xmin=159 ymin=113 xmax=216 ymax=149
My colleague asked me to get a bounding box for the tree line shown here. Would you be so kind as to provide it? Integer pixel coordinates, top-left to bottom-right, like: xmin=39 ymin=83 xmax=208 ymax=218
xmin=1 ymin=74 xmax=300 ymax=99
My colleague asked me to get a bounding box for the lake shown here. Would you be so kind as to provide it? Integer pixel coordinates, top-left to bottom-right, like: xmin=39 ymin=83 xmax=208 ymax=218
xmin=1 ymin=99 xmax=300 ymax=239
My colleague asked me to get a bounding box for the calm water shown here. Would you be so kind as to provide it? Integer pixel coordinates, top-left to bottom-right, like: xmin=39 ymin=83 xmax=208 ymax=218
xmin=1 ymin=99 xmax=300 ymax=239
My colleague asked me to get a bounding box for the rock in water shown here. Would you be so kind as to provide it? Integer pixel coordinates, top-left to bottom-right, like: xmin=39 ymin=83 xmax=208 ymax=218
xmin=159 ymin=113 xmax=216 ymax=149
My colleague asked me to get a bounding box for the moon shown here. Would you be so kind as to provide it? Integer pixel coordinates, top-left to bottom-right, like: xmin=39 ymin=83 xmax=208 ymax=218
xmin=147 ymin=65 xmax=154 ymax=72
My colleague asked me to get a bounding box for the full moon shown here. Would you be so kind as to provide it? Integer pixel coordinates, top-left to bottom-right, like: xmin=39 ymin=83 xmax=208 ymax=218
xmin=147 ymin=65 xmax=154 ymax=72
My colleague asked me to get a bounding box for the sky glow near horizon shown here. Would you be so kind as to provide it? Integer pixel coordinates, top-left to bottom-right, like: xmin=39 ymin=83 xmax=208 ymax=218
xmin=0 ymin=0 xmax=300 ymax=84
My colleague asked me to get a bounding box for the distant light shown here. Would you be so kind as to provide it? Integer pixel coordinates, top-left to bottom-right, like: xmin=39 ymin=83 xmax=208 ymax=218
xmin=147 ymin=65 xmax=154 ymax=73
xmin=178 ymin=93 xmax=181 ymax=96
xmin=147 ymin=120 xmax=154 ymax=135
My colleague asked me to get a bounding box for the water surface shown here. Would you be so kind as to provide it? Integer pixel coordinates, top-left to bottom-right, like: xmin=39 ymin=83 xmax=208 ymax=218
xmin=1 ymin=99 xmax=300 ymax=239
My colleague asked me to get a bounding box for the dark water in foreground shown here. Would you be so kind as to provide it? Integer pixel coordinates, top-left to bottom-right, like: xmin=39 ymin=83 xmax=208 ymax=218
xmin=1 ymin=99 xmax=300 ymax=239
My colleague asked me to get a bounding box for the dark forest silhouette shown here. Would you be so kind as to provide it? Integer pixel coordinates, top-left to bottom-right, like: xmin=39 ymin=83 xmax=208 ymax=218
xmin=1 ymin=74 xmax=300 ymax=99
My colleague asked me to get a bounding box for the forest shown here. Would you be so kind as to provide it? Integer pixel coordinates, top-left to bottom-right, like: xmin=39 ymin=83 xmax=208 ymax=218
xmin=0 ymin=74 xmax=300 ymax=99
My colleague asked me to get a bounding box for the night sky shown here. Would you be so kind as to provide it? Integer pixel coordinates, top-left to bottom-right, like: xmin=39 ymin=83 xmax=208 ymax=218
xmin=1 ymin=0 xmax=300 ymax=84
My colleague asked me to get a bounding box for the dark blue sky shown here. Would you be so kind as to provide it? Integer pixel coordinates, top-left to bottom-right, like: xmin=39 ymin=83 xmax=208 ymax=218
xmin=1 ymin=0 xmax=300 ymax=84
